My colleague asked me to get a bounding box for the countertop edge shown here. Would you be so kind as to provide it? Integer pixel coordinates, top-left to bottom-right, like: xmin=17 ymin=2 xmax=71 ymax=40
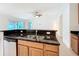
xmin=4 ymin=36 xmax=60 ymax=45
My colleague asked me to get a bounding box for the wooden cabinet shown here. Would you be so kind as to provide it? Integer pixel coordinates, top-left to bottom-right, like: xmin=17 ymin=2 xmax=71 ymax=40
xmin=18 ymin=45 xmax=29 ymax=56
xmin=44 ymin=44 xmax=59 ymax=56
xmin=71 ymin=34 xmax=78 ymax=54
xmin=29 ymin=47 xmax=43 ymax=56
xmin=17 ymin=40 xmax=59 ymax=56
xmin=18 ymin=40 xmax=44 ymax=56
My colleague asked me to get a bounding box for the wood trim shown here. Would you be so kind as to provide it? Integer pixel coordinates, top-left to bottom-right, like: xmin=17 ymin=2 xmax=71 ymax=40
xmin=43 ymin=43 xmax=44 ymax=56
xmin=16 ymin=40 xmax=18 ymax=56
xmin=78 ymin=36 xmax=79 ymax=55
xmin=44 ymin=50 xmax=58 ymax=56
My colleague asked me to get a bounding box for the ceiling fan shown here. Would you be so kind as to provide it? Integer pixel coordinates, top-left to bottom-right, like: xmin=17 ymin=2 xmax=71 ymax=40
xmin=32 ymin=10 xmax=42 ymax=18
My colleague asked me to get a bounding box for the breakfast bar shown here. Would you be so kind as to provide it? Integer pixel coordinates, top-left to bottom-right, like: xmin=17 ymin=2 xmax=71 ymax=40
xmin=3 ymin=30 xmax=60 ymax=56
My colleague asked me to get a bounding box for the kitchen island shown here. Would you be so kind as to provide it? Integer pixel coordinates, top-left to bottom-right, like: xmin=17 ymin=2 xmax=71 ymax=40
xmin=4 ymin=30 xmax=60 ymax=56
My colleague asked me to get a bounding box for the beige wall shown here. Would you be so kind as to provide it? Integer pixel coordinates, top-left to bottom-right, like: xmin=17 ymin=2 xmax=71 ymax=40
xmin=70 ymin=3 xmax=79 ymax=31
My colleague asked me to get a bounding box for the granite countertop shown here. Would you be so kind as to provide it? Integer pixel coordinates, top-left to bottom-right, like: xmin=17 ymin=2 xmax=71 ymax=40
xmin=71 ymin=31 xmax=79 ymax=36
xmin=4 ymin=36 xmax=60 ymax=45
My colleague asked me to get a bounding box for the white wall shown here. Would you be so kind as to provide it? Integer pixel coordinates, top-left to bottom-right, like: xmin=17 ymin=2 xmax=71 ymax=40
xmin=0 ymin=32 xmax=3 ymax=56
xmin=57 ymin=14 xmax=63 ymax=38
xmin=0 ymin=15 xmax=9 ymax=30
xmin=70 ymin=3 xmax=79 ymax=31
xmin=31 ymin=11 xmax=59 ymax=30
xmin=60 ymin=4 xmax=70 ymax=48
xmin=52 ymin=4 xmax=74 ymax=48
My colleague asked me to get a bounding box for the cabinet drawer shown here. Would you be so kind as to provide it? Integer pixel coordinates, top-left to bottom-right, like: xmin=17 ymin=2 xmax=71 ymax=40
xmin=18 ymin=40 xmax=43 ymax=49
xmin=44 ymin=44 xmax=59 ymax=52
xmin=44 ymin=50 xmax=58 ymax=56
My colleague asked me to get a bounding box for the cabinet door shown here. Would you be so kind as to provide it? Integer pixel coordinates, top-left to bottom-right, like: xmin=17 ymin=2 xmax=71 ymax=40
xmin=29 ymin=47 xmax=43 ymax=56
xmin=71 ymin=36 xmax=78 ymax=54
xmin=18 ymin=45 xmax=29 ymax=56
xmin=44 ymin=50 xmax=58 ymax=56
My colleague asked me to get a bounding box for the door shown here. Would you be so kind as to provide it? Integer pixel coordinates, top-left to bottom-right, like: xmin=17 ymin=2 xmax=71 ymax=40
xmin=29 ymin=47 xmax=43 ymax=56
xmin=18 ymin=45 xmax=29 ymax=56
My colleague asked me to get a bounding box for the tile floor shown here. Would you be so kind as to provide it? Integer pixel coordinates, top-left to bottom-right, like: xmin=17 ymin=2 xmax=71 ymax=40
xmin=57 ymin=36 xmax=77 ymax=56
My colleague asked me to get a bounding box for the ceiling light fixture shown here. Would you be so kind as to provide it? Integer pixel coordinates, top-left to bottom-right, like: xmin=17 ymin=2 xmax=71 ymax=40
xmin=32 ymin=10 xmax=42 ymax=18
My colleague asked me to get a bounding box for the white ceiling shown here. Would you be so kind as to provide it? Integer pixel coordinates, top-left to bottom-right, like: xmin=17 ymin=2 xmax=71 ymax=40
xmin=0 ymin=3 xmax=65 ymax=19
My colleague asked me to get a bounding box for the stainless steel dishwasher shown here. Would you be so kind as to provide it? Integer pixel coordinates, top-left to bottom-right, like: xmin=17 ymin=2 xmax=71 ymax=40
xmin=3 ymin=37 xmax=16 ymax=56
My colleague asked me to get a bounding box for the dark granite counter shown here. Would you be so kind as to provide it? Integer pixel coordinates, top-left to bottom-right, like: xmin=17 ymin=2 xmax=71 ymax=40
xmin=71 ymin=31 xmax=79 ymax=36
xmin=4 ymin=36 xmax=60 ymax=45
xmin=4 ymin=30 xmax=60 ymax=45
